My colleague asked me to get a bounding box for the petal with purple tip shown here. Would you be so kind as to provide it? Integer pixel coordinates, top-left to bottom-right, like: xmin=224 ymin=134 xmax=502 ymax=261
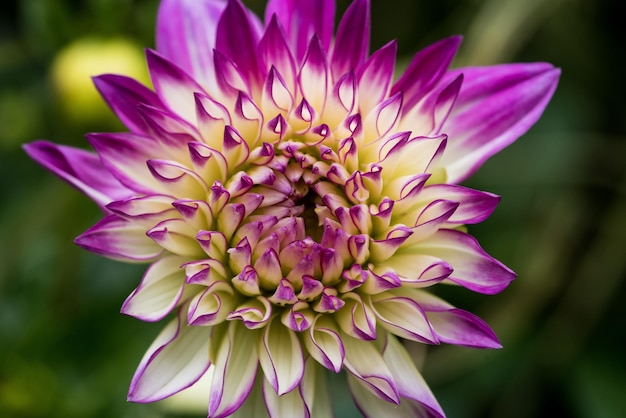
xmin=146 ymin=49 xmax=207 ymax=123
xmin=93 ymin=74 xmax=163 ymax=135
xmin=128 ymin=308 xmax=211 ymax=403
xmin=303 ymin=315 xmax=344 ymax=372
xmin=418 ymin=184 xmax=500 ymax=224
xmin=392 ymin=36 xmax=462 ymax=109
xmin=441 ymin=63 xmax=560 ymax=182
xmin=23 ymin=141 xmax=129 ymax=207
xmin=265 ymin=0 xmax=335 ymax=62
xmin=331 ymin=0 xmax=370 ymax=79
xmin=415 ymin=229 xmax=516 ymax=294
xmin=156 ymin=0 xmax=227 ymax=90
xmin=216 ymin=0 xmax=262 ymax=88
xmin=75 ymin=214 xmax=163 ymax=262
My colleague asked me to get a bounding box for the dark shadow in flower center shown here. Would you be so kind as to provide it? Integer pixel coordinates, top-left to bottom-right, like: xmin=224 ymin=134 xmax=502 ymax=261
xmin=295 ymin=186 xmax=324 ymax=243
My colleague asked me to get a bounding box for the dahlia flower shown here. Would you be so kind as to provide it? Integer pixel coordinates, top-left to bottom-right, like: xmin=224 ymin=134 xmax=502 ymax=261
xmin=24 ymin=0 xmax=559 ymax=416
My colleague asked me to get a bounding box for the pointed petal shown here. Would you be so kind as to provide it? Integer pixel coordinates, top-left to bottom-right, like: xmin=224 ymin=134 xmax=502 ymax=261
xmin=23 ymin=141 xmax=129 ymax=207
xmin=342 ymin=333 xmax=400 ymax=404
xmin=259 ymin=17 xmax=297 ymax=92
xmin=418 ymin=184 xmax=500 ymax=224
xmin=331 ymin=0 xmax=370 ymax=79
xmin=357 ymin=40 xmax=397 ymax=114
xmin=382 ymin=335 xmax=445 ymax=417
xmin=86 ymin=132 xmax=160 ymax=194
xmin=121 ymin=255 xmax=188 ymax=321
xmin=93 ymin=74 xmax=163 ymax=135
xmin=208 ymin=322 xmax=259 ymax=418
xmin=415 ymin=229 xmax=516 ymax=294
xmin=156 ymin=0 xmax=227 ymax=90
xmin=262 ymin=377 xmax=310 ymax=418
xmin=216 ymin=0 xmax=262 ymax=88
xmin=74 ymin=214 xmax=163 ymax=262
xmin=265 ymin=0 xmax=335 ymax=62
xmin=441 ymin=63 xmax=560 ymax=182
xmin=370 ymin=292 xmax=438 ymax=344
xmin=412 ymin=290 xmax=501 ymax=348
xmin=392 ymin=36 xmax=462 ymax=109
xmin=302 ymin=315 xmax=344 ymax=372
xmin=128 ymin=309 xmax=211 ymax=402
xmin=146 ymin=49 xmax=207 ymax=123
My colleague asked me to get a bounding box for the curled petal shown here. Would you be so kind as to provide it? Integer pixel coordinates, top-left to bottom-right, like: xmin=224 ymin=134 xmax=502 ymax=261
xmin=411 ymin=289 xmax=501 ymax=348
xmin=227 ymin=296 xmax=273 ymax=329
xmin=128 ymin=308 xmax=211 ymax=403
xmin=303 ymin=315 xmax=344 ymax=373
xmin=147 ymin=218 xmax=204 ymax=258
xmin=188 ymin=281 xmax=236 ymax=326
xmin=357 ymin=40 xmax=397 ymax=114
xmin=121 ymin=255 xmax=189 ymax=321
xmin=335 ymin=292 xmax=377 ymax=340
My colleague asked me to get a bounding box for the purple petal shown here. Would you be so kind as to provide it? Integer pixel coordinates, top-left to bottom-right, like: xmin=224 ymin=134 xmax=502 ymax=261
xmin=147 ymin=218 xmax=204 ymax=258
xmin=418 ymin=184 xmax=500 ymax=224
xmin=74 ymin=214 xmax=163 ymax=262
xmin=417 ymin=229 xmax=516 ymax=294
xmin=216 ymin=0 xmax=262 ymax=88
xmin=127 ymin=309 xmax=211 ymax=402
xmin=265 ymin=0 xmax=335 ymax=62
xmin=357 ymin=40 xmax=397 ymax=114
xmin=156 ymin=0 xmax=227 ymax=90
xmin=146 ymin=49 xmax=207 ymax=123
xmin=392 ymin=36 xmax=462 ymax=109
xmin=208 ymin=322 xmax=259 ymax=418
xmin=428 ymin=308 xmax=501 ymax=348
xmin=259 ymin=17 xmax=298 ymax=92
xmin=93 ymin=74 xmax=163 ymax=135
xmin=23 ymin=141 xmax=130 ymax=207
xmin=441 ymin=63 xmax=560 ymax=182
xmin=121 ymin=255 xmax=188 ymax=321
xmin=331 ymin=0 xmax=370 ymax=79
xmin=86 ymin=132 xmax=160 ymax=194
xmin=298 ymin=35 xmax=330 ymax=113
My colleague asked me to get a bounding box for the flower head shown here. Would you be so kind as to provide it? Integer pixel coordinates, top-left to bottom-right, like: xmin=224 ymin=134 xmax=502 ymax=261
xmin=24 ymin=0 xmax=559 ymax=416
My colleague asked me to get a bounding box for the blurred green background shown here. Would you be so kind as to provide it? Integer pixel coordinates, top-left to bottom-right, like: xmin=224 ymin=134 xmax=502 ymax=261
xmin=1 ymin=0 xmax=624 ymax=417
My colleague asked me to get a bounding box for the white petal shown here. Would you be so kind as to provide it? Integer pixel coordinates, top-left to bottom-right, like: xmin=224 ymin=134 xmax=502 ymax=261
xmin=121 ymin=255 xmax=189 ymax=321
xmin=208 ymin=322 xmax=260 ymax=418
xmin=128 ymin=309 xmax=211 ymax=402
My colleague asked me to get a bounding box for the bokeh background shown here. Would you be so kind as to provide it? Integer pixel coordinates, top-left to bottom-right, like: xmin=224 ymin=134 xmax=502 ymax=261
xmin=1 ymin=0 xmax=624 ymax=417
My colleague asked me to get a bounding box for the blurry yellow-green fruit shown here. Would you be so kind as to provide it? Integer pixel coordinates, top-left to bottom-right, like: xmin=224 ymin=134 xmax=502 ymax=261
xmin=51 ymin=37 xmax=150 ymax=124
